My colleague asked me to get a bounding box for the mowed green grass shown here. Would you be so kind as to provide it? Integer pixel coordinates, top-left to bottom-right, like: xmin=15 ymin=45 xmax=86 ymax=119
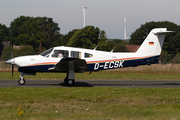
xmin=1 ymin=87 xmax=180 ymax=120
xmin=1 ymin=70 xmax=180 ymax=80
xmin=1 ymin=69 xmax=180 ymax=119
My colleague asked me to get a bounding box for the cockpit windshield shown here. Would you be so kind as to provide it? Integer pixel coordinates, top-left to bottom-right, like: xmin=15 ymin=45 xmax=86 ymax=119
xmin=40 ymin=47 xmax=54 ymax=57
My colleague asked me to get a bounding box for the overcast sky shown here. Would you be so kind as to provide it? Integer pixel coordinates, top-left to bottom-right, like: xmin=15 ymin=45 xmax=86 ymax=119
xmin=0 ymin=0 xmax=180 ymax=39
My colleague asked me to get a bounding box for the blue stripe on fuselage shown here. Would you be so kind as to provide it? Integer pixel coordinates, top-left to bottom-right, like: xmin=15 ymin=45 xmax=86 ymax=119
xmin=86 ymin=55 xmax=160 ymax=71
xmin=18 ymin=64 xmax=55 ymax=73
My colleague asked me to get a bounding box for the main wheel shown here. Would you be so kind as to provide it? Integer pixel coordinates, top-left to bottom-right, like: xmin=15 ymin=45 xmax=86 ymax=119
xmin=64 ymin=77 xmax=75 ymax=86
xmin=18 ymin=78 xmax=26 ymax=85
xmin=67 ymin=79 xmax=75 ymax=86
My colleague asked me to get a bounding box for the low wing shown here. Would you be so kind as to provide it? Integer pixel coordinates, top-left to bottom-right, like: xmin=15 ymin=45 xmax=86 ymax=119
xmin=48 ymin=58 xmax=87 ymax=73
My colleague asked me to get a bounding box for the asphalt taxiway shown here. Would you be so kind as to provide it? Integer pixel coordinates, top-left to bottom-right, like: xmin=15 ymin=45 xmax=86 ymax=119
xmin=1 ymin=80 xmax=180 ymax=88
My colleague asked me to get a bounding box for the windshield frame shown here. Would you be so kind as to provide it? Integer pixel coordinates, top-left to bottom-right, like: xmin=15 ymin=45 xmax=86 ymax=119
xmin=40 ymin=47 xmax=54 ymax=57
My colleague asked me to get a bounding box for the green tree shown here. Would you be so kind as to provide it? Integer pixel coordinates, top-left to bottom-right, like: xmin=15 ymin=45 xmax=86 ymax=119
xmin=0 ymin=24 xmax=9 ymax=58
xmin=159 ymin=50 xmax=171 ymax=64
xmin=171 ymin=53 xmax=180 ymax=63
xmin=106 ymin=39 xmax=128 ymax=52
xmin=129 ymin=21 xmax=180 ymax=54
xmin=9 ymin=16 xmax=61 ymax=53
xmin=112 ymin=39 xmax=124 ymax=44
xmin=97 ymin=41 xmax=114 ymax=52
xmin=99 ymin=30 xmax=107 ymax=42
xmin=37 ymin=17 xmax=60 ymax=48
xmin=97 ymin=39 xmax=128 ymax=52
xmin=114 ymin=44 xmax=128 ymax=52
xmin=0 ymin=24 xmax=9 ymax=43
xmin=9 ymin=16 xmax=31 ymax=45
xmin=66 ymin=26 xmax=127 ymax=52
xmin=61 ymin=29 xmax=79 ymax=46
xmin=67 ymin=26 xmax=101 ymax=49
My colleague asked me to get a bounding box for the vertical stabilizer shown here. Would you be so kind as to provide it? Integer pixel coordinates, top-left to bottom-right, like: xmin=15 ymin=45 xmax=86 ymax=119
xmin=136 ymin=28 xmax=173 ymax=57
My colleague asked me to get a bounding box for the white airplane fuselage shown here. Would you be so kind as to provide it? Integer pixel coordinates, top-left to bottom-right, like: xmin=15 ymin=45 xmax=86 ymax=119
xmin=6 ymin=46 xmax=159 ymax=73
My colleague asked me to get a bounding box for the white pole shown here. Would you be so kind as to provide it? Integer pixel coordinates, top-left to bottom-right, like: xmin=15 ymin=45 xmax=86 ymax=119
xmin=82 ymin=6 xmax=87 ymax=28
xmin=123 ymin=18 xmax=127 ymax=40
xmin=83 ymin=7 xmax=85 ymax=27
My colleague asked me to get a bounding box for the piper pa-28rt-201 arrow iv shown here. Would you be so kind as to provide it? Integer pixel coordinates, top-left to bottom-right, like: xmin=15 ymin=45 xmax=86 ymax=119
xmin=6 ymin=28 xmax=173 ymax=86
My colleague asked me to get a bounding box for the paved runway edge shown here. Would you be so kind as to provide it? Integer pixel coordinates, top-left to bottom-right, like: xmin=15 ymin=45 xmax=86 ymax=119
xmin=1 ymin=80 xmax=180 ymax=88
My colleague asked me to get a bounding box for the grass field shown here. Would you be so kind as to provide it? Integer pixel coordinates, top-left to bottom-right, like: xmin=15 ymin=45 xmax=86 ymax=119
xmin=1 ymin=87 xmax=180 ymax=120
xmin=1 ymin=63 xmax=180 ymax=119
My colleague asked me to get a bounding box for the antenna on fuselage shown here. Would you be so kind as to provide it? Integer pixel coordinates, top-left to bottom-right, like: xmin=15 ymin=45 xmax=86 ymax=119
xmin=93 ymin=43 xmax=100 ymax=50
xmin=111 ymin=46 xmax=116 ymax=53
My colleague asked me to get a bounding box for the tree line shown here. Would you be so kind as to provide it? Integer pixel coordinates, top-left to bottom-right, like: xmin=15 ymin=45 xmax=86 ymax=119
xmin=0 ymin=16 xmax=127 ymax=60
xmin=0 ymin=16 xmax=180 ymax=63
xmin=129 ymin=21 xmax=180 ymax=63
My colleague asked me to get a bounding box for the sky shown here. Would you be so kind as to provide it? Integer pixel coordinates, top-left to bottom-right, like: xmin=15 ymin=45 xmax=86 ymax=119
xmin=0 ymin=0 xmax=180 ymax=39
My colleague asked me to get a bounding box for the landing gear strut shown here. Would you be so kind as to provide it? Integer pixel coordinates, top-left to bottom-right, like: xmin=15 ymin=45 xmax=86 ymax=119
xmin=64 ymin=69 xmax=75 ymax=86
xmin=64 ymin=61 xmax=75 ymax=86
xmin=18 ymin=72 xmax=36 ymax=85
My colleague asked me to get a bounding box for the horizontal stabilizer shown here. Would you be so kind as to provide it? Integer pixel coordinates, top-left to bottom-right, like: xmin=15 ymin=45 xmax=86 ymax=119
xmin=154 ymin=30 xmax=174 ymax=35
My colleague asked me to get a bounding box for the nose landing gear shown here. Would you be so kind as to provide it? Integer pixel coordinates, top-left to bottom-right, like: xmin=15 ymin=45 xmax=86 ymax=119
xmin=18 ymin=72 xmax=36 ymax=85
xmin=18 ymin=75 xmax=26 ymax=85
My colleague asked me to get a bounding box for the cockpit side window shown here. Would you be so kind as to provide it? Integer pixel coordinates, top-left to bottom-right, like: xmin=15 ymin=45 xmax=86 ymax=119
xmin=40 ymin=48 xmax=54 ymax=57
xmin=71 ymin=51 xmax=81 ymax=58
xmin=51 ymin=50 xmax=69 ymax=58
xmin=85 ymin=53 xmax=93 ymax=58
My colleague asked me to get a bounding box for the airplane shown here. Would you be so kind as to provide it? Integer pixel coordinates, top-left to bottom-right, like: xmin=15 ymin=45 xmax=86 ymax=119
xmin=5 ymin=28 xmax=173 ymax=86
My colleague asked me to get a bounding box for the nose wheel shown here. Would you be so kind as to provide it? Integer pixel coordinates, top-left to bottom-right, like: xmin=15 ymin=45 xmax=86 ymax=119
xmin=18 ymin=76 xmax=26 ymax=85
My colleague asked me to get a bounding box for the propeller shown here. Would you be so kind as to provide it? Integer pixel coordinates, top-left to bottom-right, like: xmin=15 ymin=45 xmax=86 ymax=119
xmin=12 ymin=63 xmax=14 ymax=77
xmin=11 ymin=44 xmax=14 ymax=77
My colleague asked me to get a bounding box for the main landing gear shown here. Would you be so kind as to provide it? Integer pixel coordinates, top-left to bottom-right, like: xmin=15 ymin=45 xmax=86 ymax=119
xmin=64 ymin=69 xmax=75 ymax=86
xmin=64 ymin=77 xmax=75 ymax=86
xmin=63 ymin=60 xmax=76 ymax=86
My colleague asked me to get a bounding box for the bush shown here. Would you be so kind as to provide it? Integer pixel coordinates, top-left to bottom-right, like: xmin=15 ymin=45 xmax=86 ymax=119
xmin=159 ymin=50 xmax=171 ymax=64
xmin=171 ymin=53 xmax=180 ymax=63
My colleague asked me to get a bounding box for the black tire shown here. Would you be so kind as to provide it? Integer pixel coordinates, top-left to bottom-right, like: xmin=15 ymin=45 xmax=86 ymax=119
xmin=64 ymin=77 xmax=68 ymax=84
xmin=18 ymin=78 xmax=26 ymax=85
xmin=67 ymin=79 xmax=75 ymax=86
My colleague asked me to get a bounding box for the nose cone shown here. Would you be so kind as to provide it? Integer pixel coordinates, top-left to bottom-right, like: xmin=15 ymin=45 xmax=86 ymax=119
xmin=5 ymin=59 xmax=14 ymax=64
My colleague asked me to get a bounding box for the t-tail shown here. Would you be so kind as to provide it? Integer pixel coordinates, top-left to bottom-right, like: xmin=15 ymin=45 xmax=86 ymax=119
xmin=135 ymin=28 xmax=173 ymax=58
